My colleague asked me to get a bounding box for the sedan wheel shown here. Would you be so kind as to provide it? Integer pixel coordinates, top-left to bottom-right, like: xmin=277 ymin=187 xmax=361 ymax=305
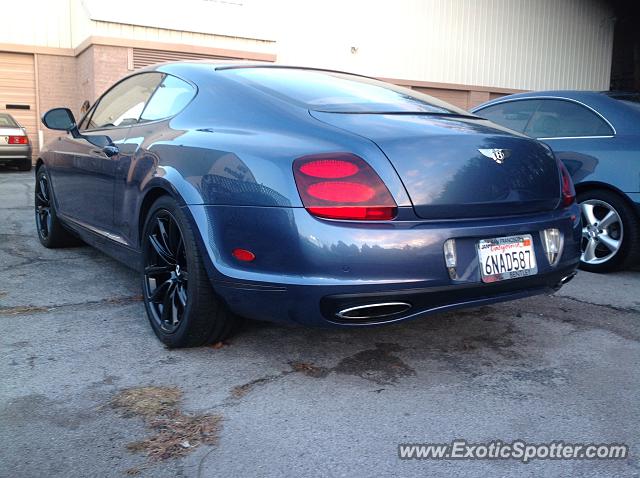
xmin=141 ymin=196 xmax=238 ymax=347
xmin=580 ymin=199 xmax=623 ymax=265
xmin=577 ymin=189 xmax=640 ymax=273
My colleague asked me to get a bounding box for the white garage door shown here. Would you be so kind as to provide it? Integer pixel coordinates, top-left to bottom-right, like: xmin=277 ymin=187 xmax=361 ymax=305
xmin=0 ymin=52 xmax=38 ymax=161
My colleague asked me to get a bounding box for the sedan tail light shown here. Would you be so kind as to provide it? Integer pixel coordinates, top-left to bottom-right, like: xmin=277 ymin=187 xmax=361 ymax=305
xmin=8 ymin=135 xmax=29 ymax=145
xmin=293 ymin=153 xmax=397 ymax=220
xmin=558 ymin=160 xmax=575 ymax=207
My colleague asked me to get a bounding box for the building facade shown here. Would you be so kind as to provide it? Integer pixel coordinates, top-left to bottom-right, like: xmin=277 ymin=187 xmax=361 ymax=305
xmin=1 ymin=0 xmax=615 ymax=160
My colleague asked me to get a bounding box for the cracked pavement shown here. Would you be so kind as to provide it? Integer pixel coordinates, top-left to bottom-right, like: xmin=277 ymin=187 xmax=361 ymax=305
xmin=1 ymin=170 xmax=639 ymax=477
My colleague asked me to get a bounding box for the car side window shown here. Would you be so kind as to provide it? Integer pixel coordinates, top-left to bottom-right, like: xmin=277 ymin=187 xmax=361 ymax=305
xmin=475 ymin=100 xmax=540 ymax=133
xmin=84 ymin=73 xmax=164 ymax=130
xmin=524 ymin=99 xmax=613 ymax=138
xmin=139 ymin=75 xmax=196 ymax=122
xmin=78 ymin=108 xmax=94 ymax=131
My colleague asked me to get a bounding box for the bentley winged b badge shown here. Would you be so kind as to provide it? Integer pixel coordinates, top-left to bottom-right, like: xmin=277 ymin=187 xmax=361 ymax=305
xmin=478 ymin=148 xmax=512 ymax=164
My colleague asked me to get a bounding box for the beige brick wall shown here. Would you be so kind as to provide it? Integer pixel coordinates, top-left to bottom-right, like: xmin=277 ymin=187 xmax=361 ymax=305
xmin=91 ymin=45 xmax=130 ymax=99
xmin=75 ymin=47 xmax=95 ymax=115
xmin=76 ymin=45 xmax=130 ymax=111
xmin=36 ymin=54 xmax=78 ymax=149
xmin=34 ymin=46 xmax=131 ymax=157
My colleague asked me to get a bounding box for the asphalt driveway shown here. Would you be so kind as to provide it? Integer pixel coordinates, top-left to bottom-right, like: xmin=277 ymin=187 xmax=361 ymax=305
xmin=1 ymin=170 xmax=639 ymax=477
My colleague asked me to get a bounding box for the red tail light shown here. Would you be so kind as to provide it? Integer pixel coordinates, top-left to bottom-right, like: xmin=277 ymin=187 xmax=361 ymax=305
xmin=293 ymin=153 xmax=397 ymax=220
xmin=558 ymin=160 xmax=576 ymax=207
xmin=8 ymin=135 xmax=28 ymax=145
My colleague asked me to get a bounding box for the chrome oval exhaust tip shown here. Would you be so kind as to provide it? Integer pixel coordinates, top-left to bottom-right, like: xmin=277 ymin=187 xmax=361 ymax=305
xmin=553 ymin=271 xmax=577 ymax=291
xmin=336 ymin=302 xmax=412 ymax=321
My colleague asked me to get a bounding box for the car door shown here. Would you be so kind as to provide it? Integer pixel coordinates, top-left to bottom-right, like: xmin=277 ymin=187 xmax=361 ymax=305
xmin=111 ymin=74 xmax=197 ymax=246
xmin=50 ymin=72 xmax=164 ymax=232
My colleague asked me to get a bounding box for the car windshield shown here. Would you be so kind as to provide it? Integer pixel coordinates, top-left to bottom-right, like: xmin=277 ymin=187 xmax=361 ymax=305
xmin=0 ymin=114 xmax=18 ymax=127
xmin=222 ymin=67 xmax=471 ymax=115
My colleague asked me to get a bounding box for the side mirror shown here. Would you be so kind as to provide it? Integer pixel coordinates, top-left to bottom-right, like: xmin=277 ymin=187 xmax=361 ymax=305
xmin=42 ymin=108 xmax=77 ymax=132
xmin=41 ymin=107 xmax=116 ymax=153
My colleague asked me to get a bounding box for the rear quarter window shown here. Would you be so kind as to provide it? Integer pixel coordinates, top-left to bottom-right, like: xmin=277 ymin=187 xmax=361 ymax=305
xmin=140 ymin=75 xmax=196 ymax=122
xmin=525 ymin=99 xmax=613 ymax=138
xmin=474 ymin=100 xmax=540 ymax=133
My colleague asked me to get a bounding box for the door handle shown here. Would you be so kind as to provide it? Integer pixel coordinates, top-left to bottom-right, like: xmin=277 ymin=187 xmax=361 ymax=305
xmin=102 ymin=145 xmax=119 ymax=157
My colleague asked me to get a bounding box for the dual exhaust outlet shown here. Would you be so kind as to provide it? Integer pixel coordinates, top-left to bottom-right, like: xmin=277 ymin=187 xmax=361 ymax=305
xmin=336 ymin=302 xmax=412 ymax=321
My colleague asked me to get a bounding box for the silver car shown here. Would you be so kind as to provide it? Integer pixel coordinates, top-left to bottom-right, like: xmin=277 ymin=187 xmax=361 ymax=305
xmin=0 ymin=113 xmax=32 ymax=171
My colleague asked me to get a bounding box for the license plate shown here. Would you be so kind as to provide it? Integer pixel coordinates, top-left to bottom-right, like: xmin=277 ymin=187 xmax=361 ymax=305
xmin=0 ymin=136 xmax=7 ymax=144
xmin=477 ymin=234 xmax=537 ymax=283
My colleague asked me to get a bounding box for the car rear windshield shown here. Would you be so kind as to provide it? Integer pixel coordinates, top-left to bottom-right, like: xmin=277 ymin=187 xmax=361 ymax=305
xmin=606 ymin=93 xmax=640 ymax=111
xmin=221 ymin=67 xmax=470 ymax=115
xmin=0 ymin=114 xmax=18 ymax=127
xmin=607 ymin=93 xmax=640 ymax=103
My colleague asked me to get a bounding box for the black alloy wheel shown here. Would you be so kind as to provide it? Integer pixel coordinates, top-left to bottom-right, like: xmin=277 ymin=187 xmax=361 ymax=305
xmin=35 ymin=173 xmax=53 ymax=241
xmin=140 ymin=196 xmax=238 ymax=347
xmin=143 ymin=210 xmax=189 ymax=334
xmin=34 ymin=167 xmax=79 ymax=248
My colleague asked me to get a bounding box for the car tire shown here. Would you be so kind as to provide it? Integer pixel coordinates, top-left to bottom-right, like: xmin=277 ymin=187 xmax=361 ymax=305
xmin=141 ymin=196 xmax=238 ymax=348
xmin=19 ymin=159 xmax=32 ymax=172
xmin=35 ymin=166 xmax=82 ymax=248
xmin=578 ymin=189 xmax=640 ymax=273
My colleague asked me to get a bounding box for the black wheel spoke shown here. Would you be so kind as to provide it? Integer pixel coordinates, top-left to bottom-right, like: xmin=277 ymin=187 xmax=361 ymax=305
xmin=157 ymin=217 xmax=174 ymax=257
xmin=39 ymin=178 xmax=49 ymax=202
xmin=176 ymin=284 xmax=187 ymax=307
xmin=149 ymin=234 xmax=175 ymax=265
xmin=160 ymin=282 xmax=180 ymax=327
xmin=149 ymin=279 xmax=172 ymax=303
xmin=160 ymin=285 xmax=175 ymax=324
xmin=170 ymin=287 xmax=180 ymax=324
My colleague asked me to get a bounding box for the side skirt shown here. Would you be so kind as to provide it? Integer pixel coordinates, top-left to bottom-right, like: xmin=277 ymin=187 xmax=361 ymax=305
xmin=57 ymin=213 xmax=142 ymax=271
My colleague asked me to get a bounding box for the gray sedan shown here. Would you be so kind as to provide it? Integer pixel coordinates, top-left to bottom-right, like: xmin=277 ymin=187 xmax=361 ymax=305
xmin=0 ymin=113 xmax=32 ymax=171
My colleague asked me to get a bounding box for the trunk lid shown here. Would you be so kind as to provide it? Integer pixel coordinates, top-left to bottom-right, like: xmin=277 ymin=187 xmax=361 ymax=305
xmin=310 ymin=112 xmax=561 ymax=219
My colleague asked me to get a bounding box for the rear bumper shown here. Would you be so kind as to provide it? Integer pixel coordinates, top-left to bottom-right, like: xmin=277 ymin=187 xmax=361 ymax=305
xmin=320 ymin=266 xmax=577 ymax=325
xmin=0 ymin=145 xmax=31 ymax=162
xmin=186 ymin=204 xmax=581 ymax=327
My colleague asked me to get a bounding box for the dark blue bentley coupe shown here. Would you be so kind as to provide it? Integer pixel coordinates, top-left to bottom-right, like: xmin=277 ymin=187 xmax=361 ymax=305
xmin=472 ymin=91 xmax=640 ymax=273
xmin=38 ymin=63 xmax=580 ymax=347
